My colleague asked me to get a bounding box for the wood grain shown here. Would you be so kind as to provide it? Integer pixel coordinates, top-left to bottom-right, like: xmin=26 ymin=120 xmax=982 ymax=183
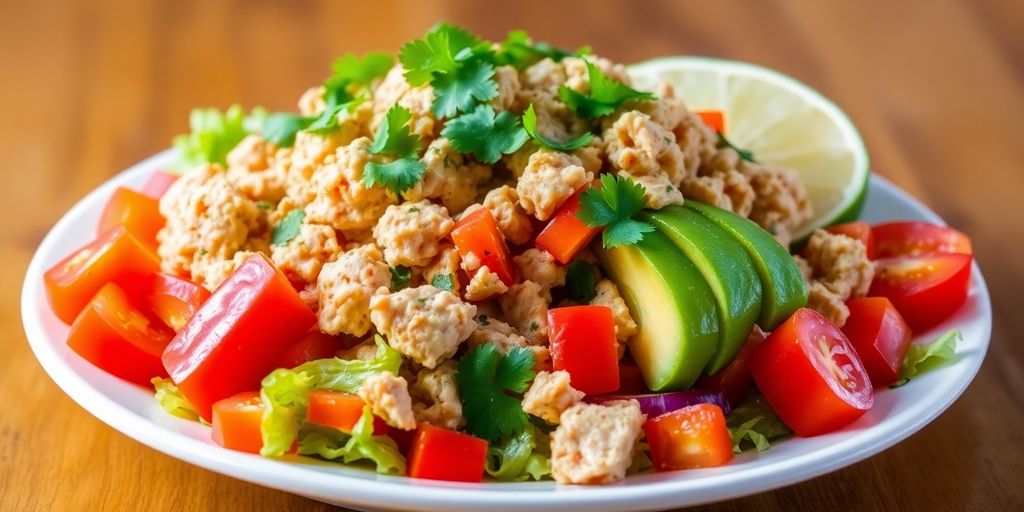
xmin=2 ymin=0 xmax=1022 ymax=510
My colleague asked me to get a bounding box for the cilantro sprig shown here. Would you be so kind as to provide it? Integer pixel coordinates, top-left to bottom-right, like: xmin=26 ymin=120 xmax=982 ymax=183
xmin=494 ymin=30 xmax=590 ymax=70
xmin=363 ymin=106 xmax=427 ymax=194
xmin=399 ymin=23 xmax=497 ymax=118
xmin=456 ymin=344 xmax=536 ymax=442
xmin=577 ymin=174 xmax=655 ymax=248
xmin=558 ymin=60 xmax=656 ymax=119
xmin=522 ymin=104 xmax=594 ymax=152
xmin=716 ymin=132 xmax=756 ymax=163
xmin=442 ymin=104 xmax=528 ymax=164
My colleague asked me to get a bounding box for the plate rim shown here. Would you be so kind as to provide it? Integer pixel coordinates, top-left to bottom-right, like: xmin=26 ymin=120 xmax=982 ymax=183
xmin=21 ymin=150 xmax=992 ymax=512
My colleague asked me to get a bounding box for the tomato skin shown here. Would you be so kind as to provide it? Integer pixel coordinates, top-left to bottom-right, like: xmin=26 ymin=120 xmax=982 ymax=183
xmin=535 ymin=189 xmax=601 ymax=265
xmin=644 ymin=403 xmax=734 ymax=471
xmin=161 ymin=254 xmax=316 ymax=420
xmin=548 ymin=306 xmax=620 ymax=395
xmin=141 ymin=171 xmax=179 ymax=199
xmin=451 ymin=208 xmax=517 ymax=286
xmin=306 ymin=390 xmax=389 ymax=435
xmin=97 ymin=187 xmax=165 ymax=248
xmin=44 ymin=226 xmax=162 ymax=324
xmin=842 ymin=297 xmax=913 ymax=386
xmin=211 ymin=391 xmax=264 ymax=454
xmin=695 ymin=110 xmax=725 ymax=133
xmin=827 ymin=221 xmax=875 ymax=259
xmin=695 ymin=328 xmax=766 ymax=406
xmin=750 ymin=308 xmax=874 ymax=437
xmin=66 ymin=282 xmax=173 ymax=386
xmin=868 ymin=253 xmax=973 ymax=332
xmin=872 ymin=221 xmax=972 ymax=258
xmin=278 ymin=331 xmax=354 ymax=369
xmin=408 ymin=424 xmax=488 ymax=482
xmin=143 ymin=273 xmax=211 ymax=332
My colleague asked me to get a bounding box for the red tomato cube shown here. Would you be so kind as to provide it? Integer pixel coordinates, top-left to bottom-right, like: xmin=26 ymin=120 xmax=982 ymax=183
xmin=211 ymin=391 xmax=265 ymax=454
xmin=643 ymin=403 xmax=734 ymax=471
xmin=548 ymin=305 xmax=620 ymax=394
xmin=842 ymin=297 xmax=913 ymax=386
xmin=408 ymin=424 xmax=488 ymax=482
xmin=97 ymin=187 xmax=165 ymax=248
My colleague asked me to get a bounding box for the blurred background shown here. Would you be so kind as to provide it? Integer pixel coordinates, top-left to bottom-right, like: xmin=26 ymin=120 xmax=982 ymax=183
xmin=1 ymin=0 xmax=1022 ymax=510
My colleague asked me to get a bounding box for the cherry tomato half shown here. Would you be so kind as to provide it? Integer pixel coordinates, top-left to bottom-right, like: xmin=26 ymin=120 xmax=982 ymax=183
xmin=868 ymin=253 xmax=973 ymax=332
xmin=143 ymin=273 xmax=211 ymax=332
xmin=872 ymin=221 xmax=972 ymax=258
xmin=644 ymin=403 xmax=733 ymax=471
xmin=842 ymin=297 xmax=913 ymax=386
xmin=827 ymin=221 xmax=875 ymax=259
xmin=97 ymin=187 xmax=164 ymax=248
xmin=750 ymin=308 xmax=874 ymax=437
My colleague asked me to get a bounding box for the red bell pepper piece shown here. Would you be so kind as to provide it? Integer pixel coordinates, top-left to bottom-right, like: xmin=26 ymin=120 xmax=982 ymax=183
xmin=548 ymin=305 xmax=620 ymax=394
xmin=408 ymin=424 xmax=488 ymax=482
xmin=451 ymin=207 xmax=517 ymax=286
xmin=695 ymin=110 xmax=725 ymax=133
xmin=535 ymin=188 xmax=601 ymax=265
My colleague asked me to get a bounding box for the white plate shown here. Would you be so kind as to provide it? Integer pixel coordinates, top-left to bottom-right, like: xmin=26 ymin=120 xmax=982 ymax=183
xmin=21 ymin=150 xmax=991 ymax=512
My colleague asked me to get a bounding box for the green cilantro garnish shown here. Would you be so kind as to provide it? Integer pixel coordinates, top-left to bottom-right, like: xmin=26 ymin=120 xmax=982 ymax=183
xmin=363 ymin=105 xmax=426 ymax=194
xmin=441 ymin=104 xmax=528 ymax=164
xmin=431 ymin=59 xmax=499 ymax=118
xmin=564 ymin=261 xmax=597 ymax=303
xmin=558 ymin=60 xmax=655 ymax=119
xmin=327 ymin=52 xmax=393 ymax=87
xmin=271 ymin=209 xmax=305 ymax=246
xmin=431 ymin=273 xmax=455 ymax=292
xmin=258 ymin=112 xmax=315 ymax=148
xmin=389 ymin=265 xmax=412 ymax=291
xmin=717 ymin=132 xmax=755 ymax=162
xmin=494 ymin=30 xmax=589 ymax=69
xmin=456 ymin=344 xmax=536 ymax=442
xmin=399 ymin=24 xmax=498 ymax=118
xmin=173 ymin=105 xmax=250 ymax=170
xmin=522 ymin=104 xmax=594 ymax=151
xmin=577 ymin=174 xmax=654 ymax=248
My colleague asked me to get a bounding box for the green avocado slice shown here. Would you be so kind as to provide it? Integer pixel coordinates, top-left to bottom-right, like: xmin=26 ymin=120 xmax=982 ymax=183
xmin=595 ymin=230 xmax=719 ymax=391
xmin=684 ymin=201 xmax=808 ymax=331
xmin=643 ymin=207 xmax=763 ymax=375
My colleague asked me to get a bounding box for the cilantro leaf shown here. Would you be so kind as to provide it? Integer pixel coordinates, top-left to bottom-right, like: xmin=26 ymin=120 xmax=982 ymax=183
xmin=364 ymin=159 xmax=426 ymax=195
xmin=441 ymin=105 xmax=528 ymax=164
xmin=431 ymin=60 xmax=499 ymax=118
xmin=260 ymin=112 xmax=315 ymax=148
xmin=558 ymin=60 xmax=655 ymax=119
xmin=399 ymin=23 xmax=485 ymax=86
xmin=564 ymin=261 xmax=597 ymax=303
xmin=369 ymin=106 xmax=421 ymax=157
xmin=522 ymin=104 xmax=594 ymax=151
xmin=329 ymin=52 xmax=394 ymax=87
xmin=900 ymin=328 xmax=961 ymax=380
xmin=431 ymin=273 xmax=454 ymax=292
xmin=717 ymin=132 xmax=756 ymax=162
xmin=389 ymin=265 xmax=412 ymax=291
xmin=456 ymin=344 xmax=536 ymax=442
xmin=271 ymin=209 xmax=305 ymax=245
xmin=577 ymin=174 xmax=654 ymax=248
xmin=173 ymin=105 xmax=250 ymax=169
xmin=494 ymin=30 xmax=589 ymax=69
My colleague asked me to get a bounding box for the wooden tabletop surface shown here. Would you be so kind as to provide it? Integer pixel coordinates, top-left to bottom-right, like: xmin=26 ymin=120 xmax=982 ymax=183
xmin=2 ymin=0 xmax=1022 ymax=510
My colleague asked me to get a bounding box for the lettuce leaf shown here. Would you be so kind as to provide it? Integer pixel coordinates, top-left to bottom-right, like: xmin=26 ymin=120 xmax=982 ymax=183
xmin=259 ymin=336 xmax=402 ymax=458
xmin=296 ymin=406 xmax=406 ymax=475
xmin=151 ymin=377 xmax=200 ymax=422
xmin=900 ymin=328 xmax=961 ymax=380
xmin=485 ymin=424 xmax=551 ymax=481
xmin=172 ymin=105 xmax=250 ymax=170
xmin=727 ymin=392 xmax=791 ymax=453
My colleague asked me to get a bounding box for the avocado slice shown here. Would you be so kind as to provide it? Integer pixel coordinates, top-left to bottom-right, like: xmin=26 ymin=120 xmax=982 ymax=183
xmin=684 ymin=201 xmax=808 ymax=330
xmin=642 ymin=207 xmax=763 ymax=375
xmin=595 ymin=230 xmax=719 ymax=391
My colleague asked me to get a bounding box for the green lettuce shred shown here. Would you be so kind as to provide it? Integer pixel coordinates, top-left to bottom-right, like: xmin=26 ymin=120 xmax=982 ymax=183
xmin=900 ymin=328 xmax=961 ymax=380
xmin=485 ymin=424 xmax=551 ymax=481
xmin=296 ymin=406 xmax=406 ymax=475
xmin=727 ymin=393 xmax=791 ymax=454
xmin=172 ymin=105 xmax=250 ymax=170
xmin=151 ymin=377 xmax=200 ymax=422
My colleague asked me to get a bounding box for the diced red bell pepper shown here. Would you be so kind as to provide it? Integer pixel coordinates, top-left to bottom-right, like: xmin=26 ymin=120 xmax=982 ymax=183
xmin=695 ymin=110 xmax=725 ymax=133
xmin=451 ymin=207 xmax=517 ymax=286
xmin=161 ymin=253 xmax=316 ymax=420
xmin=535 ymin=189 xmax=601 ymax=265
xmin=97 ymin=186 xmax=165 ymax=248
xmin=842 ymin=297 xmax=913 ymax=386
xmin=211 ymin=391 xmax=265 ymax=454
xmin=142 ymin=273 xmax=211 ymax=332
xmin=644 ymin=403 xmax=734 ymax=471
xmin=141 ymin=170 xmax=179 ymax=199
xmin=306 ymin=390 xmax=389 ymax=435
xmin=44 ymin=226 xmax=162 ymax=324
xmin=408 ymin=424 xmax=488 ymax=482
xmin=548 ymin=305 xmax=620 ymax=394
xmin=66 ymin=282 xmax=173 ymax=386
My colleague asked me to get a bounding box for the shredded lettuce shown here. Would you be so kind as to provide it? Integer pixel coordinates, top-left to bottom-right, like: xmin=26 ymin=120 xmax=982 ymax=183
xmin=727 ymin=393 xmax=791 ymax=453
xmin=485 ymin=424 xmax=551 ymax=481
xmin=296 ymin=406 xmax=406 ymax=475
xmin=259 ymin=336 xmax=402 ymax=462
xmin=900 ymin=328 xmax=961 ymax=380
xmin=151 ymin=377 xmax=200 ymax=421
xmin=172 ymin=105 xmax=250 ymax=170
xmin=627 ymin=441 xmax=654 ymax=474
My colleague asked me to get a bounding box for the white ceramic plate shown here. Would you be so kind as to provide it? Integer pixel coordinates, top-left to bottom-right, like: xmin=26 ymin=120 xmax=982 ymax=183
xmin=22 ymin=150 xmax=991 ymax=512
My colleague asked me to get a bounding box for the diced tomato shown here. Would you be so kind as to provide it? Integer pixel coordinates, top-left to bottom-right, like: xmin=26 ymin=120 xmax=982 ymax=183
xmin=695 ymin=110 xmax=725 ymax=133
xmin=278 ymin=331 xmax=354 ymax=369
xmin=142 ymin=273 xmax=211 ymax=332
xmin=695 ymin=327 xmax=766 ymax=406
xmin=66 ymin=282 xmax=173 ymax=386
xmin=97 ymin=187 xmax=165 ymax=248
xmin=750 ymin=308 xmax=874 ymax=437
xmin=211 ymin=391 xmax=265 ymax=454
xmin=872 ymin=221 xmax=972 ymax=258
xmin=643 ymin=403 xmax=734 ymax=471
xmin=44 ymin=227 xmax=162 ymax=324
xmin=842 ymin=297 xmax=913 ymax=386
xmin=306 ymin=390 xmax=389 ymax=435
xmin=161 ymin=254 xmax=316 ymax=420
xmin=548 ymin=306 xmax=620 ymax=394
xmin=617 ymin=361 xmax=650 ymax=394
xmin=827 ymin=221 xmax=875 ymax=259
xmin=869 ymin=253 xmax=973 ymax=332
xmin=141 ymin=170 xmax=179 ymax=199
xmin=535 ymin=189 xmax=601 ymax=265
xmin=407 ymin=424 xmax=488 ymax=483
xmin=451 ymin=207 xmax=517 ymax=286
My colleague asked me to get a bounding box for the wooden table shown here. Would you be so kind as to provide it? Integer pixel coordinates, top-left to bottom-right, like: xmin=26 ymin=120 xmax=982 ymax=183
xmin=2 ymin=0 xmax=1022 ymax=510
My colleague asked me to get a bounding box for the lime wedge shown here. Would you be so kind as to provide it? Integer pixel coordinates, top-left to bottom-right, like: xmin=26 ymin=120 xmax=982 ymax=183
xmin=627 ymin=57 xmax=870 ymax=240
